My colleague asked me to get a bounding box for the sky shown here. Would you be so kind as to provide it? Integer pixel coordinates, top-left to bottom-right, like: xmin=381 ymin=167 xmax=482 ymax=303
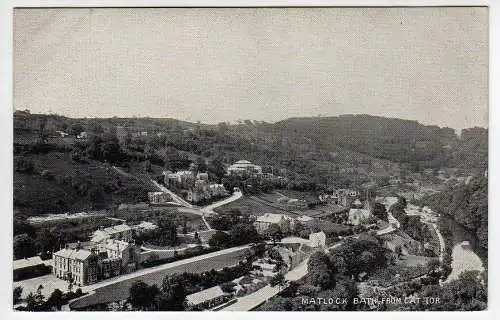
xmin=13 ymin=7 xmax=488 ymax=131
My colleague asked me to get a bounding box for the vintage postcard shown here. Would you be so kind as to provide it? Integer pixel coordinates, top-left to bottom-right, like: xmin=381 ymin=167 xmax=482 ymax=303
xmin=11 ymin=6 xmax=488 ymax=312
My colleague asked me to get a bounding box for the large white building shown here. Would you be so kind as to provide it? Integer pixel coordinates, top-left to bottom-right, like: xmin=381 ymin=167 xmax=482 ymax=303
xmin=309 ymin=231 xmax=326 ymax=248
xmin=254 ymin=213 xmax=295 ymax=233
xmin=227 ymin=160 xmax=262 ymax=175
xmin=186 ymin=285 xmax=228 ymax=310
xmin=53 ymin=247 xmax=99 ymax=286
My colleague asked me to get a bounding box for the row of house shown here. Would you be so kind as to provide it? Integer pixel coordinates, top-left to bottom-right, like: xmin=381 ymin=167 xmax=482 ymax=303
xmin=52 ymin=223 xmax=156 ymax=286
xmin=163 ymin=170 xmax=198 ymax=188
xmin=148 ymin=192 xmax=173 ymax=205
xmin=52 ymin=237 xmax=140 ymax=286
xmin=162 ymin=170 xmax=229 ymax=204
xmin=318 ymin=188 xmax=361 ymax=208
xmin=253 ymin=213 xmax=313 ymax=234
xmin=187 ymin=184 xmax=229 ymax=203
xmin=225 ymin=160 xmax=288 ymax=184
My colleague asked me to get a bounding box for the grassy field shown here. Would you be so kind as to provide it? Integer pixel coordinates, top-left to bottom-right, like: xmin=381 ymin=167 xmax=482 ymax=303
xmin=367 ymin=257 xmax=431 ymax=287
xmin=274 ymin=189 xmax=320 ymax=203
xmin=214 ymin=195 xmax=296 ymax=217
xmin=70 ymin=247 xmax=251 ymax=309
xmin=14 ymin=151 xmax=156 ymax=217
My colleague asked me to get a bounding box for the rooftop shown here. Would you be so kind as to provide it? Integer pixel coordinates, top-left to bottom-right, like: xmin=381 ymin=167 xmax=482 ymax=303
xmin=255 ymin=213 xmax=294 ymax=224
xmin=13 ymin=256 xmax=44 ymax=270
xmin=296 ymin=215 xmax=313 ymax=222
xmin=102 ymin=224 xmax=132 ymax=234
xmin=53 ymin=248 xmax=94 ymax=261
xmin=99 ymin=239 xmax=130 ymax=252
xmin=132 ymin=221 xmax=158 ymax=230
xmin=186 ymin=286 xmax=225 ymax=306
xmin=348 ymin=208 xmax=371 ymax=219
xmin=235 ymin=160 xmax=251 ymax=164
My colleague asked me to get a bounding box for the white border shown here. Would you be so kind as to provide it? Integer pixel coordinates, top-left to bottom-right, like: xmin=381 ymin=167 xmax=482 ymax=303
xmin=6 ymin=1 xmax=493 ymax=7
xmin=1 ymin=1 xmax=497 ymax=320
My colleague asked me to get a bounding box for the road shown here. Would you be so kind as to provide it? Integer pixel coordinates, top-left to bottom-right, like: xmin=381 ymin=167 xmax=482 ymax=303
xmin=151 ymin=180 xmax=194 ymax=208
xmin=430 ymin=222 xmax=445 ymax=263
xmin=374 ymin=196 xmax=401 ymax=236
xmin=69 ymin=245 xmax=251 ymax=309
xmin=220 ymin=257 xmax=310 ymax=311
xmin=200 ymin=191 xmax=243 ymax=215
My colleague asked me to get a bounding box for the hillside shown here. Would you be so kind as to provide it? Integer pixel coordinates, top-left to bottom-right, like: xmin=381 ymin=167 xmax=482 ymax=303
xmin=13 ymin=111 xmax=488 ymax=216
xmin=14 ymin=151 xmax=157 ymax=217
xmin=248 ymin=115 xmax=461 ymax=168
xmin=421 ymin=175 xmax=488 ymax=249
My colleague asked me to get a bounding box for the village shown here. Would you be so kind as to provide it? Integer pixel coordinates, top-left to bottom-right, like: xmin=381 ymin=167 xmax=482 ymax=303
xmin=13 ymin=151 xmax=454 ymax=312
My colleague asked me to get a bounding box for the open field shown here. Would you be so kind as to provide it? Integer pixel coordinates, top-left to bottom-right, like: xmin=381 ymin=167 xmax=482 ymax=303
xmin=14 ymin=151 xmax=156 ymax=217
xmin=214 ymin=195 xmax=296 ymax=216
xmin=367 ymin=258 xmax=430 ymax=287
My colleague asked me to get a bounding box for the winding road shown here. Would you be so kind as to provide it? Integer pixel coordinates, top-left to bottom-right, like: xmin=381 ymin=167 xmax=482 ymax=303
xmin=151 ymin=180 xmax=194 ymax=208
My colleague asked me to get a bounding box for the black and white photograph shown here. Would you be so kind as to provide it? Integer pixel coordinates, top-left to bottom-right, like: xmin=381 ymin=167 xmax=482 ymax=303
xmin=10 ymin=5 xmax=488 ymax=312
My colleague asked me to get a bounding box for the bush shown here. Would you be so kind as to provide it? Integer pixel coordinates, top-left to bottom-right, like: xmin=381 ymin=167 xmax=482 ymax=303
xmin=13 ymin=265 xmax=52 ymax=281
xmin=220 ymin=282 xmax=236 ymax=293
xmin=240 ymin=276 xmax=253 ymax=285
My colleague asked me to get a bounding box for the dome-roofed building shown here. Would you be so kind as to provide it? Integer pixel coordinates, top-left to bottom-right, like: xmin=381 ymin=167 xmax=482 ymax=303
xmin=227 ymin=159 xmax=262 ymax=175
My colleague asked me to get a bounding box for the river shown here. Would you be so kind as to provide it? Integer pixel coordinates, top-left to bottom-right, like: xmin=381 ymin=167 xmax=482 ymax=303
xmin=439 ymin=216 xmax=487 ymax=282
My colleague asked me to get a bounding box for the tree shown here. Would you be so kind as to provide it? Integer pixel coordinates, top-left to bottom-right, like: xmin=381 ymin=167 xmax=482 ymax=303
xmin=195 ymin=156 xmax=208 ymax=173
xmin=229 ymin=223 xmax=260 ymax=246
xmin=270 ymin=273 xmax=286 ymax=290
xmin=25 ymin=292 xmax=38 ymax=311
xmin=86 ymin=135 xmax=103 ymax=161
xmin=152 ymin=216 xmax=178 ymax=246
xmin=265 ymin=223 xmax=283 ymax=243
xmin=208 ymin=231 xmax=231 ymax=249
xmin=329 ymin=238 xmax=388 ymax=277
xmin=101 ymin=133 xmax=123 ymax=164
xmin=129 ymin=281 xmax=159 ymax=310
xmin=253 ymin=242 xmax=267 ymax=258
xmin=293 ymin=221 xmax=308 ymax=238
xmin=307 ymin=252 xmax=336 ymax=290
xmin=182 ymin=218 xmax=188 ymax=234
xmin=372 ymin=203 xmax=388 ymax=222
xmin=37 ymin=117 xmax=48 ymax=144
xmin=13 ymin=286 xmax=23 ymax=305
xmin=209 ymin=155 xmax=226 ymax=183
xmin=35 ymin=229 xmax=57 ymax=256
xmin=220 ymin=282 xmax=236 ymax=293
xmin=160 ymin=274 xmax=187 ymax=311
xmin=13 ymin=234 xmax=36 ymax=259
xmin=25 ymin=285 xmax=46 ymax=311
xmin=70 ymin=123 xmax=85 ymax=137
xmin=46 ymin=289 xmax=65 ymax=310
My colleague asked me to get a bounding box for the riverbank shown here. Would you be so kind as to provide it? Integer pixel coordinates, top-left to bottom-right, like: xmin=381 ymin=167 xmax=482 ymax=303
xmin=404 ymin=203 xmax=485 ymax=284
xmin=438 ymin=215 xmax=487 ymax=283
xmin=443 ymin=241 xmax=485 ymax=283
